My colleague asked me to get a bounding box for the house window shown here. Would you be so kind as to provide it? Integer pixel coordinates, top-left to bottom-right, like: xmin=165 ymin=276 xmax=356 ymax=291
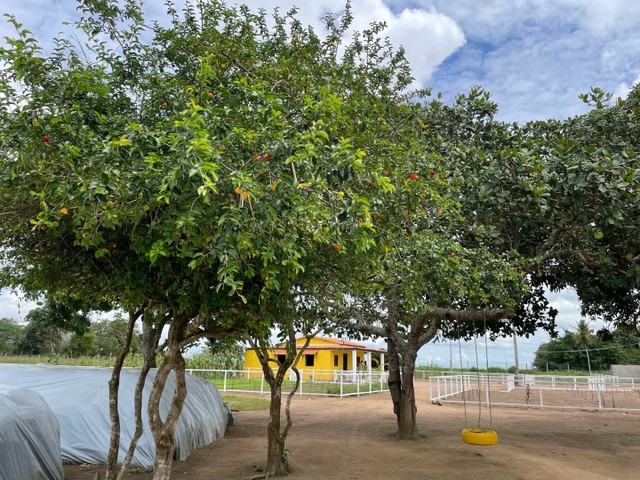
xmin=305 ymin=354 xmax=315 ymax=367
xmin=334 ymin=355 xmax=339 ymax=367
xmin=277 ymin=354 xmax=286 ymax=365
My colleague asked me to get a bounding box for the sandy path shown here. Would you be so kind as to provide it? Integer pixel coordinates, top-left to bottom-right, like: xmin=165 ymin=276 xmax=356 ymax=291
xmin=64 ymin=381 xmax=640 ymax=480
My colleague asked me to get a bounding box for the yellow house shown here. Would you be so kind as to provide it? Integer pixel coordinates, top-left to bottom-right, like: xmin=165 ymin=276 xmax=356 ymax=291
xmin=244 ymin=336 xmax=387 ymax=381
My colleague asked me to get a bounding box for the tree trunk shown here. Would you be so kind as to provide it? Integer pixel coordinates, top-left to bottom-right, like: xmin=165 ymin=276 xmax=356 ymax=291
xmin=115 ymin=353 xmax=154 ymax=480
xmin=152 ymin=443 xmax=175 ymax=480
xmin=148 ymin=353 xmax=186 ymax=480
xmin=387 ymin=336 xmax=419 ymax=439
xmin=147 ymin=314 xmax=189 ymax=480
xmin=386 ymin=335 xmax=402 ymax=418
xmin=249 ymin=325 xmax=311 ymax=477
xmin=106 ymin=310 xmax=139 ymax=480
xmin=396 ymin=362 xmax=418 ymax=439
xmin=140 ymin=319 xmax=161 ymax=368
xmin=266 ymin=383 xmax=287 ymax=476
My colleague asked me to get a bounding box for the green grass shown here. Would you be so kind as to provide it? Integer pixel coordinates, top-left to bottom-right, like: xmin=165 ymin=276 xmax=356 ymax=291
xmin=0 ymin=354 xmax=142 ymax=367
xmin=203 ymin=375 xmax=384 ymax=396
xmin=222 ymin=394 xmax=271 ymax=411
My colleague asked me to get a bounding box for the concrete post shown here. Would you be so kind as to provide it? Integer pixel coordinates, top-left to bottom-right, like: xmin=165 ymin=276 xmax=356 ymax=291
xmin=352 ymin=349 xmax=357 ymax=382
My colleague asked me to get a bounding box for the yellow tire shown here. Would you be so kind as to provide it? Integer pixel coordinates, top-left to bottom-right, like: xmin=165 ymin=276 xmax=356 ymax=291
xmin=461 ymin=428 xmax=498 ymax=446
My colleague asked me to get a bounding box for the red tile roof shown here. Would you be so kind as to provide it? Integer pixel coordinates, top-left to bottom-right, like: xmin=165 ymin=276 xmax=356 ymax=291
xmin=261 ymin=336 xmax=387 ymax=354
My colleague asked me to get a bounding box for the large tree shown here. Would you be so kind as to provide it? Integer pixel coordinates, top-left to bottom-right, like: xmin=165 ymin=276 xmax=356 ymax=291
xmin=0 ymin=318 xmax=24 ymax=355
xmin=18 ymin=304 xmax=70 ymax=355
xmin=92 ymin=315 xmax=141 ymax=357
xmin=326 ymin=87 xmax=556 ymax=439
xmin=0 ymin=0 xmax=417 ymax=477
xmin=333 ymin=83 xmax=640 ymax=439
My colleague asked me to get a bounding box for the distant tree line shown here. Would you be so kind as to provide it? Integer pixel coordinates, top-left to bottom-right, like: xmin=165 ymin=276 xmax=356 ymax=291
xmin=534 ymin=321 xmax=640 ymax=372
xmin=0 ymin=306 xmax=140 ymax=357
xmin=0 ymin=303 xmax=245 ymax=370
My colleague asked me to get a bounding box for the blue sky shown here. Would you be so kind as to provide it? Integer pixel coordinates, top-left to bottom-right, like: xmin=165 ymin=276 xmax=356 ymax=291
xmin=2 ymin=0 xmax=638 ymax=367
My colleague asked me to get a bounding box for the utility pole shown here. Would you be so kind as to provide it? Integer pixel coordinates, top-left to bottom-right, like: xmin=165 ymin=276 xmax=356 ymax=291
xmin=513 ymin=334 xmax=520 ymax=385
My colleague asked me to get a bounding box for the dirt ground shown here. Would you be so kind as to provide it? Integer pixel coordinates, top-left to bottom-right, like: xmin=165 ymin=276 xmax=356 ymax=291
xmin=64 ymin=381 xmax=640 ymax=480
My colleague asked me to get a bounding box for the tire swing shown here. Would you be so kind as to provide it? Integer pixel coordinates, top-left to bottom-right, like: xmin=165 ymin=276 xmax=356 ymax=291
xmin=457 ymin=310 xmax=498 ymax=446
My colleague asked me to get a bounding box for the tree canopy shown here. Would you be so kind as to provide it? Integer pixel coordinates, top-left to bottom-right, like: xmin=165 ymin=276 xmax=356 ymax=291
xmin=0 ymin=0 xmax=424 ymax=477
xmin=2 ymin=0 xmax=640 ymax=476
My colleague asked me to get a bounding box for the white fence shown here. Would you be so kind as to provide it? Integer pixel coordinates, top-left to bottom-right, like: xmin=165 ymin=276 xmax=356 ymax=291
xmin=186 ymin=368 xmax=389 ymax=398
xmin=429 ymin=373 xmax=640 ymax=412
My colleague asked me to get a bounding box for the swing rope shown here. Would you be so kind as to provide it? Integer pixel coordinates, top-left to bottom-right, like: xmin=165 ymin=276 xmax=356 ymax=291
xmin=473 ymin=335 xmax=482 ymax=428
xmin=483 ymin=309 xmax=494 ymax=431
xmin=459 ymin=308 xmax=498 ymax=446
xmin=455 ymin=314 xmax=468 ymax=429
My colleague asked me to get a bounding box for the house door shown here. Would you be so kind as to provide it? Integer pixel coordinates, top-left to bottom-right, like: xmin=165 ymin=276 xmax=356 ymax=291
xmin=342 ymin=353 xmax=348 ymax=370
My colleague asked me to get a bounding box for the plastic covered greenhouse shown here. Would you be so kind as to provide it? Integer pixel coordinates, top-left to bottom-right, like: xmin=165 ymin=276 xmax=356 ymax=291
xmin=0 ymin=364 xmax=230 ymax=469
xmin=0 ymin=384 xmax=64 ymax=480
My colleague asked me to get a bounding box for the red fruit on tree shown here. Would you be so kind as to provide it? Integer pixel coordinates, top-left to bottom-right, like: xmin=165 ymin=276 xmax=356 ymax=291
xmin=334 ymin=245 xmax=341 ymax=252
xmin=42 ymin=136 xmax=50 ymax=142
xmin=430 ymin=170 xmax=436 ymax=177
xmin=409 ymin=173 xmax=418 ymax=180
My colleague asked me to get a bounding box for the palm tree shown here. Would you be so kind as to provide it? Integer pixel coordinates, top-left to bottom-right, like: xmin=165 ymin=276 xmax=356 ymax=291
xmin=573 ymin=319 xmax=595 ymax=374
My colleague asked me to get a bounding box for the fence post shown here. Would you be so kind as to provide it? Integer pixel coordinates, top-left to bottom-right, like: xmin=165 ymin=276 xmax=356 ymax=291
xmin=260 ymin=375 xmax=265 ymax=395
xmin=539 ymin=386 xmax=544 ymax=410
xmin=223 ymin=370 xmax=228 ymax=391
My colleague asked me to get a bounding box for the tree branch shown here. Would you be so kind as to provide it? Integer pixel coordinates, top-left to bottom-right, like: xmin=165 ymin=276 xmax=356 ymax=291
xmin=426 ymin=307 xmax=515 ymax=322
xmin=418 ymin=318 xmax=441 ymax=346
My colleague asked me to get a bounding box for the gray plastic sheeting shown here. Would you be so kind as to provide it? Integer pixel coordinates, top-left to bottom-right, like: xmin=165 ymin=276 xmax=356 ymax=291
xmin=0 ymin=384 xmax=64 ymax=480
xmin=0 ymin=364 xmax=229 ymax=469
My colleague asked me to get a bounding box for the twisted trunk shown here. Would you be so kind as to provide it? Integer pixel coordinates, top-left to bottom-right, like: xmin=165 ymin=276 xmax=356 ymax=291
xmin=148 ymin=314 xmax=189 ymax=480
xmin=250 ymin=326 xmax=315 ymax=476
xmin=386 ymin=334 xmax=419 ymax=439
xmin=106 ymin=309 xmax=142 ymax=480
xmin=395 ymin=353 xmax=418 ymax=439
xmin=266 ymin=380 xmax=286 ymax=475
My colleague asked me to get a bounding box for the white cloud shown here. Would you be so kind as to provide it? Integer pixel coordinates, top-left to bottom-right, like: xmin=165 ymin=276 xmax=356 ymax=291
xmin=613 ymin=75 xmax=640 ymax=101
xmin=0 ymin=288 xmax=39 ymax=324
xmin=422 ymin=0 xmax=640 ymax=121
xmin=240 ymin=0 xmax=465 ymax=89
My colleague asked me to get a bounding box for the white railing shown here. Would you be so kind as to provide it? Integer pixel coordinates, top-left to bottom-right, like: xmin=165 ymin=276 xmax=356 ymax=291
xmin=185 ymin=368 xmax=390 ymax=398
xmin=429 ymin=373 xmax=640 ymax=412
